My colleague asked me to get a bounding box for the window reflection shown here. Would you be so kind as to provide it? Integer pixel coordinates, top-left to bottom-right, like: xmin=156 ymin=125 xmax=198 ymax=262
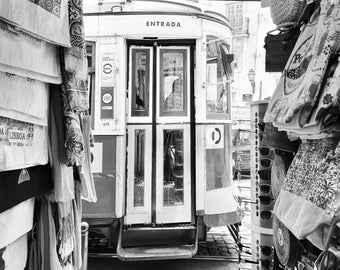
xmin=163 ymin=130 xmax=184 ymax=206
xmin=134 ymin=129 xmax=145 ymax=207
xmin=206 ymin=148 xmax=227 ymax=191
xmin=206 ymin=36 xmax=231 ymax=120
xmin=160 ymin=50 xmax=187 ymax=117
xmin=131 ymin=49 xmax=150 ymax=117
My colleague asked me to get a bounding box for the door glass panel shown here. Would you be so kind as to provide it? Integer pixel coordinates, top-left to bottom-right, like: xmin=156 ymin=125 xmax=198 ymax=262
xmin=159 ymin=49 xmax=187 ymax=117
xmin=131 ymin=49 xmax=150 ymax=117
xmin=163 ymin=129 xmax=184 ymax=206
xmin=134 ymin=129 xmax=145 ymax=207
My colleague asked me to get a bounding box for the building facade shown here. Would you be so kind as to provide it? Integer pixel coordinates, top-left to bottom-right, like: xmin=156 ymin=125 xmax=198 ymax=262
xmin=201 ymin=1 xmax=281 ymax=126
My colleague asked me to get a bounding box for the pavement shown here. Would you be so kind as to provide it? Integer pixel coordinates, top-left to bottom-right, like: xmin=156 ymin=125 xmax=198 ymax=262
xmin=88 ymin=177 xmax=254 ymax=270
xmin=202 ymin=177 xmax=253 ymax=270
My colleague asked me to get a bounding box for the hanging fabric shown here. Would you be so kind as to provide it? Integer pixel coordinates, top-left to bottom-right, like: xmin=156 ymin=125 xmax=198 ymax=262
xmin=78 ymin=114 xmax=97 ymax=203
xmin=273 ymin=137 xmax=340 ymax=250
xmin=0 ymin=198 xmax=34 ymax=249
xmin=0 ymin=0 xmax=70 ymax=47
xmin=0 ymin=72 xmax=49 ymax=126
xmin=0 ymin=117 xmax=49 ymax=172
xmin=272 ymin=56 xmax=340 ymax=139
xmin=264 ymin=1 xmax=340 ymax=128
xmin=0 ymin=20 xmax=61 ymax=84
xmin=0 ymin=165 xmax=53 ymax=213
xmin=60 ymin=0 xmax=89 ymax=166
xmin=49 ymin=85 xmax=75 ymax=202
xmin=2 ymin=233 xmax=28 ymax=270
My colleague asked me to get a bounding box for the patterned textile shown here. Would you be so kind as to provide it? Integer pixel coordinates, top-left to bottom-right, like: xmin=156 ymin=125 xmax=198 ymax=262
xmin=0 ymin=0 xmax=70 ymax=46
xmin=61 ymin=104 xmax=85 ymax=166
xmin=308 ymin=141 xmax=340 ymax=216
xmin=0 ymin=72 xmax=49 ymax=126
xmin=273 ymin=138 xmax=340 ymax=249
xmin=0 ymin=20 xmax=61 ymax=84
xmin=283 ymin=138 xmax=339 ymax=199
xmin=264 ymin=1 xmax=340 ymax=127
xmin=0 ymin=116 xmax=49 ymax=172
xmin=28 ymin=0 xmax=62 ymax=17
xmin=274 ymin=62 xmax=340 ymax=139
xmin=61 ymin=0 xmax=89 ymax=166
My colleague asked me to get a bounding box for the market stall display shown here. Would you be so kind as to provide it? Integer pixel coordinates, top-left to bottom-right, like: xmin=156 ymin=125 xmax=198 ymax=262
xmin=264 ymin=0 xmax=340 ymax=269
xmin=0 ymin=1 xmax=96 ymax=269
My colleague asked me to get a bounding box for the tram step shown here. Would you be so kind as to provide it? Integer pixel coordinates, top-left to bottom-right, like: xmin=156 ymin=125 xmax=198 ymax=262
xmin=121 ymin=225 xmax=196 ymax=247
xmin=118 ymin=223 xmax=198 ymax=261
xmin=117 ymin=245 xmax=196 ymax=261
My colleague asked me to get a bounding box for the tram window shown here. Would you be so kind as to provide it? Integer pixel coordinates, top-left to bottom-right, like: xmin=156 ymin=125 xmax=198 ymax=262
xmin=159 ymin=49 xmax=188 ymax=117
xmin=163 ymin=129 xmax=184 ymax=206
xmin=131 ymin=49 xmax=150 ymax=117
xmin=206 ymin=148 xmax=228 ymax=191
xmin=206 ymin=36 xmax=231 ymax=120
xmin=134 ymin=129 xmax=145 ymax=207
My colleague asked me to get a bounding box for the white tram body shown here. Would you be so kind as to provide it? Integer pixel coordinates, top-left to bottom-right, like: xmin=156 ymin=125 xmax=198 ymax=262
xmin=83 ymin=0 xmax=242 ymax=260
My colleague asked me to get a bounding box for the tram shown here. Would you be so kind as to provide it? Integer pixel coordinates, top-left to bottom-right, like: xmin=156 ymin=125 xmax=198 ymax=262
xmin=82 ymin=0 xmax=242 ymax=260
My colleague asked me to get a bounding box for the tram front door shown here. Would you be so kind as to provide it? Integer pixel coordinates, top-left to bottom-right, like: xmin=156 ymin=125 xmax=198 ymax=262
xmin=125 ymin=42 xmax=193 ymax=225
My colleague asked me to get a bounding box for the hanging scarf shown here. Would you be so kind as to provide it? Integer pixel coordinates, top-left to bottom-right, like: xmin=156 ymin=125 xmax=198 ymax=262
xmin=60 ymin=0 xmax=89 ymax=166
xmin=49 ymin=86 xmax=75 ymax=202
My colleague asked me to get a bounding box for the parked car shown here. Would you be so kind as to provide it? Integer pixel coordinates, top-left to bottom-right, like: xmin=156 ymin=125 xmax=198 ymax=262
xmin=232 ymin=129 xmax=251 ymax=178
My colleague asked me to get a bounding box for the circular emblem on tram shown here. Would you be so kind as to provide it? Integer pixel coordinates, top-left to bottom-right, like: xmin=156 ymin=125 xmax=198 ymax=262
xmin=103 ymin=63 xmax=113 ymax=74
xmin=102 ymin=93 xmax=113 ymax=104
xmin=207 ymin=127 xmax=221 ymax=145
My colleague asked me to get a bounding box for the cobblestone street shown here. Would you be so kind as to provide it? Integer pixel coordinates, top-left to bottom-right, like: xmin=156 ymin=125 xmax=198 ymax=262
xmin=88 ymin=178 xmax=254 ymax=270
xmin=201 ymin=177 xmax=253 ymax=270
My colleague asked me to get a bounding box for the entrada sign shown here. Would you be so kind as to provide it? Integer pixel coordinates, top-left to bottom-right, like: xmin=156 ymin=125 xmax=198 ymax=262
xmin=146 ymin=21 xmax=181 ymax=27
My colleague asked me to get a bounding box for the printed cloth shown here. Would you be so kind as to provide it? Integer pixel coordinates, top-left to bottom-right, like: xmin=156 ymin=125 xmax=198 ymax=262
xmin=273 ymin=138 xmax=340 ymax=250
xmin=264 ymin=1 xmax=340 ymax=127
xmin=61 ymin=0 xmax=89 ymax=166
xmin=0 ymin=72 xmax=49 ymax=126
xmin=0 ymin=164 xmax=53 ymax=213
xmin=0 ymin=117 xmax=49 ymax=172
xmin=0 ymin=0 xmax=70 ymax=47
xmin=0 ymin=198 xmax=34 ymax=248
xmin=273 ymin=59 xmax=340 ymax=139
xmin=0 ymin=20 xmax=61 ymax=84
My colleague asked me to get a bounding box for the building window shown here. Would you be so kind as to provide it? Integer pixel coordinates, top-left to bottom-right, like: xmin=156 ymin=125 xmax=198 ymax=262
xmin=226 ymin=3 xmax=244 ymax=33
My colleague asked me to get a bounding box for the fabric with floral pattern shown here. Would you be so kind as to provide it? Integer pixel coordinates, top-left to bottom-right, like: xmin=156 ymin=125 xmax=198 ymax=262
xmin=283 ymin=138 xmax=339 ymax=199
xmin=308 ymin=141 xmax=340 ymax=216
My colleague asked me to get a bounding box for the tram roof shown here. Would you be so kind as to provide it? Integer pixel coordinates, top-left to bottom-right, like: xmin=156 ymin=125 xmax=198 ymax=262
xmin=84 ymin=0 xmax=231 ymax=28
